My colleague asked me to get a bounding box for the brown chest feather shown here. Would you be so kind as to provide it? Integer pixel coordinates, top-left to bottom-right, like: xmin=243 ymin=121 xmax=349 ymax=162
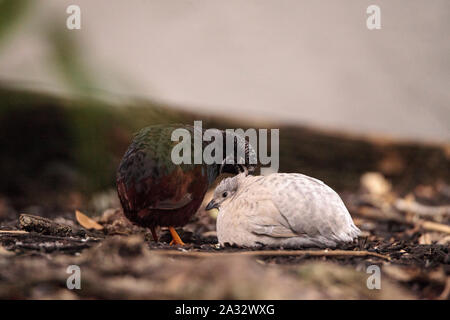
xmin=117 ymin=165 xmax=209 ymax=228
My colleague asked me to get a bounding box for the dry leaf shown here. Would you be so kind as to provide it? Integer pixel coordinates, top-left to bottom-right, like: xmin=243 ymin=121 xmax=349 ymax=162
xmin=415 ymin=185 xmax=435 ymax=199
xmin=75 ymin=210 xmax=104 ymax=230
xmin=437 ymin=235 xmax=450 ymax=245
xmin=0 ymin=246 xmax=14 ymax=256
xmin=418 ymin=233 xmax=433 ymax=245
xmin=360 ymin=172 xmax=392 ymax=196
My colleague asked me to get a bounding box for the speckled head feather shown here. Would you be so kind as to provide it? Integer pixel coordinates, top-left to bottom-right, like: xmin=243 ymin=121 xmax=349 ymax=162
xmin=205 ymin=172 xmax=248 ymax=211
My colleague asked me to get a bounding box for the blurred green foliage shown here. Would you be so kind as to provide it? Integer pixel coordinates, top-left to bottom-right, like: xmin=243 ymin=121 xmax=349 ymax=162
xmin=0 ymin=0 xmax=30 ymax=49
xmin=0 ymin=0 xmax=100 ymax=96
xmin=48 ymin=25 xmax=96 ymax=95
xmin=0 ymin=87 xmax=194 ymax=208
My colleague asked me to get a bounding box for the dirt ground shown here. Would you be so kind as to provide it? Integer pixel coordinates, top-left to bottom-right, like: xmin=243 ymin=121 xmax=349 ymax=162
xmin=0 ymin=173 xmax=449 ymax=300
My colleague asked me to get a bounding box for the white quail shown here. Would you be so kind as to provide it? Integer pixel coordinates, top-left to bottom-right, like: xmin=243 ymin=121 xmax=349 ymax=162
xmin=206 ymin=172 xmax=360 ymax=248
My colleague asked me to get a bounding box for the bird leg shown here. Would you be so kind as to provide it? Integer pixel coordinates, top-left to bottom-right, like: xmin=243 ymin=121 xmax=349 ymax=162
xmin=150 ymin=226 xmax=158 ymax=242
xmin=169 ymin=226 xmax=185 ymax=246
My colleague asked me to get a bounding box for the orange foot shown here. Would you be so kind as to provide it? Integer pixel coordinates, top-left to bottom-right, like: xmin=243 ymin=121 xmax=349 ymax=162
xmin=169 ymin=226 xmax=185 ymax=246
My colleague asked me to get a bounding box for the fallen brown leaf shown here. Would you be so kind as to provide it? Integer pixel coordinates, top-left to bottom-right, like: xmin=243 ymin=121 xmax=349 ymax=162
xmin=418 ymin=233 xmax=433 ymax=245
xmin=75 ymin=210 xmax=104 ymax=230
xmin=360 ymin=172 xmax=392 ymax=196
xmin=0 ymin=246 xmax=14 ymax=256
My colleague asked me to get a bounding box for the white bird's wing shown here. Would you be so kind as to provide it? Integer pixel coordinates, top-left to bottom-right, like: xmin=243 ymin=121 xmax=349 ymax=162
xmin=246 ymin=200 xmax=299 ymax=238
xmin=249 ymin=173 xmax=358 ymax=242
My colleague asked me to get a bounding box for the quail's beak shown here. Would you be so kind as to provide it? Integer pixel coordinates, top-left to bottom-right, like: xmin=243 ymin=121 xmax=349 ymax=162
xmin=205 ymin=200 xmax=219 ymax=211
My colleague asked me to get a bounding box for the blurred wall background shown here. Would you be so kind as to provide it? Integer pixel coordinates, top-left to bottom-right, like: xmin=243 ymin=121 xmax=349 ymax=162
xmin=0 ymin=0 xmax=449 ymax=142
xmin=0 ymin=0 xmax=449 ymax=214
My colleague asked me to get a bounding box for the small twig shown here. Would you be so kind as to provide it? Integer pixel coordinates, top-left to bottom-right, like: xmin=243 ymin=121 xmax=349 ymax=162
xmin=0 ymin=231 xmax=100 ymax=242
xmin=153 ymin=249 xmax=390 ymax=260
xmin=0 ymin=230 xmax=28 ymax=234
xmin=418 ymin=220 xmax=450 ymax=234
xmin=352 ymin=204 xmax=450 ymax=234
xmin=395 ymin=199 xmax=450 ymax=217
xmin=354 ymin=206 xmax=407 ymax=224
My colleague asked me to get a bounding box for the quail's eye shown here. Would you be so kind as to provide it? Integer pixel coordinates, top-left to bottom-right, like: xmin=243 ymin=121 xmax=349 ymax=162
xmin=222 ymin=192 xmax=228 ymax=198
